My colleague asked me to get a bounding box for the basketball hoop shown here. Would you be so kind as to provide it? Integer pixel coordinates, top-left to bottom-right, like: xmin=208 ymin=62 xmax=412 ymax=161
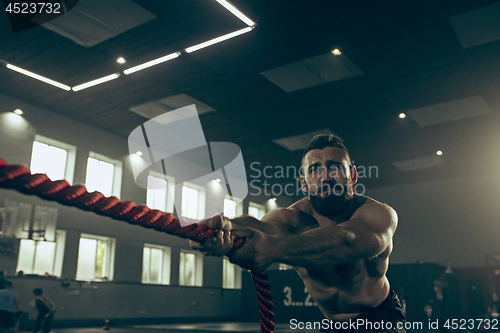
xmin=0 ymin=199 xmax=57 ymax=241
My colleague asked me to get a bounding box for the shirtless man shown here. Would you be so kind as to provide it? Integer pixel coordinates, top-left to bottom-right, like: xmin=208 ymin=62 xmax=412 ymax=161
xmin=190 ymin=134 xmax=405 ymax=332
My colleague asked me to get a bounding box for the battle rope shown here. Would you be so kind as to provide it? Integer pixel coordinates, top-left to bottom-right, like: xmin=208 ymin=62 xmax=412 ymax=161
xmin=0 ymin=158 xmax=275 ymax=333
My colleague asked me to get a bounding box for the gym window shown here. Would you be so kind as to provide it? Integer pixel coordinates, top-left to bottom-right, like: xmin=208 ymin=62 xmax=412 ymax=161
xmin=142 ymin=244 xmax=171 ymax=285
xmin=181 ymin=183 xmax=205 ymax=220
xmin=75 ymin=234 xmax=116 ymax=281
xmin=248 ymin=202 xmax=266 ymax=219
xmin=179 ymin=250 xmax=203 ymax=287
xmin=85 ymin=152 xmax=122 ymax=198
xmin=222 ymin=257 xmax=242 ymax=289
xmin=16 ymin=230 xmax=66 ymax=277
xmin=223 ymin=196 xmax=243 ymax=219
xmin=30 ymin=135 xmax=76 ymax=184
xmin=146 ymin=172 xmax=175 ymax=213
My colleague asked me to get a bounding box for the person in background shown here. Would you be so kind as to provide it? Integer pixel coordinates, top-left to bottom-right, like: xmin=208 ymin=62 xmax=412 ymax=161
xmin=32 ymin=288 xmax=55 ymax=333
xmin=0 ymin=280 xmax=23 ymax=333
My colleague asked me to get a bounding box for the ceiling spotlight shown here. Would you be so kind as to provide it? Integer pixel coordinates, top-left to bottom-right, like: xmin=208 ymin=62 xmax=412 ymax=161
xmin=436 ymin=150 xmax=443 ymax=156
xmin=136 ymin=151 xmax=143 ymax=156
xmin=216 ymin=178 xmax=221 ymax=183
xmin=331 ymin=48 xmax=342 ymax=56
xmin=13 ymin=109 xmax=23 ymax=115
xmin=116 ymin=57 xmax=126 ymax=64
xmin=272 ymin=198 xmax=277 ymax=202
xmin=399 ymin=113 xmax=406 ymax=119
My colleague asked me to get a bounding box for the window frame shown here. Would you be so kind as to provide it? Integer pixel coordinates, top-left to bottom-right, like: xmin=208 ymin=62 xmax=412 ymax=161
xmin=85 ymin=152 xmax=123 ymax=198
xmin=31 ymin=134 xmax=76 ymax=184
xmin=15 ymin=229 xmax=66 ymax=277
xmin=146 ymin=171 xmax=175 ymax=213
xmin=142 ymin=243 xmax=171 ymax=285
xmin=248 ymin=202 xmax=266 ymax=220
xmin=180 ymin=182 xmax=206 ymax=221
xmin=179 ymin=249 xmax=203 ymax=287
xmin=75 ymin=233 xmax=116 ymax=282
xmin=223 ymin=195 xmax=243 ymax=219
xmin=222 ymin=256 xmax=242 ymax=289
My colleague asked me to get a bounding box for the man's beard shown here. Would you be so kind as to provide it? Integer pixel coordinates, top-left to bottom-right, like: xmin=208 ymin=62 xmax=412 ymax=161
xmin=308 ymin=185 xmax=353 ymax=217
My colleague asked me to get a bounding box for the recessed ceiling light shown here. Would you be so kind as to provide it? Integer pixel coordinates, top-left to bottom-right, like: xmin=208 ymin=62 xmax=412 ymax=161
xmin=436 ymin=150 xmax=443 ymax=156
xmin=72 ymin=73 xmax=120 ymax=91
xmin=399 ymin=113 xmax=406 ymax=119
xmin=331 ymin=48 xmax=342 ymax=56
xmin=6 ymin=64 xmax=71 ymax=91
xmin=13 ymin=109 xmax=23 ymax=115
xmin=185 ymin=27 xmax=253 ymax=53
xmin=136 ymin=151 xmax=143 ymax=156
xmin=116 ymin=57 xmax=126 ymax=64
xmin=123 ymin=52 xmax=180 ymax=75
xmin=215 ymin=0 xmax=255 ymax=26
xmin=272 ymin=198 xmax=277 ymax=202
xmin=216 ymin=178 xmax=221 ymax=183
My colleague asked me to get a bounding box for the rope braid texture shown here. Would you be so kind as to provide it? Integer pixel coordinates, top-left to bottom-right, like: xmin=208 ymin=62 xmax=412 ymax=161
xmin=0 ymin=158 xmax=275 ymax=333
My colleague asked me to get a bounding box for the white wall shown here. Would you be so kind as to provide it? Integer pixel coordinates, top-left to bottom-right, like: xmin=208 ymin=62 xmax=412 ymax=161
xmin=367 ymin=172 xmax=500 ymax=268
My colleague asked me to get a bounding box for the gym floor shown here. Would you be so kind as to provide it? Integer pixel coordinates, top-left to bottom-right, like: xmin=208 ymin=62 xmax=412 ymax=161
xmin=21 ymin=322 xmax=317 ymax=333
xmin=18 ymin=322 xmax=465 ymax=333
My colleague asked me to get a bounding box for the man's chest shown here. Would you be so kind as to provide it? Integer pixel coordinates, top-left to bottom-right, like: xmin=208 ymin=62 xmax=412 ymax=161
xmin=294 ymin=260 xmax=365 ymax=288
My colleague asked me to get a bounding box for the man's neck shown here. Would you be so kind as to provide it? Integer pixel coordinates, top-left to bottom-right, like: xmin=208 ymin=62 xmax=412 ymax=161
xmin=311 ymin=196 xmax=357 ymax=226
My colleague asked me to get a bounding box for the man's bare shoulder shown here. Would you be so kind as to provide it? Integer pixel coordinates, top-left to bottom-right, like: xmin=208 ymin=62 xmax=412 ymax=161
xmin=348 ymin=195 xmax=398 ymax=233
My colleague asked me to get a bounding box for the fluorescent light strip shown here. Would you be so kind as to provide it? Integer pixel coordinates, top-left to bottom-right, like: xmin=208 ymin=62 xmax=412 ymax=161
xmin=72 ymin=73 xmax=120 ymax=91
xmin=6 ymin=64 xmax=71 ymax=91
xmin=123 ymin=52 xmax=180 ymax=75
xmin=186 ymin=27 xmax=253 ymax=53
xmin=216 ymin=0 xmax=255 ymax=26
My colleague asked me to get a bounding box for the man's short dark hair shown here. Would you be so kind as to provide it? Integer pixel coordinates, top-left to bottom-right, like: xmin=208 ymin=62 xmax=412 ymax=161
xmin=301 ymin=134 xmax=351 ymax=165
xmin=33 ymin=288 xmax=43 ymax=295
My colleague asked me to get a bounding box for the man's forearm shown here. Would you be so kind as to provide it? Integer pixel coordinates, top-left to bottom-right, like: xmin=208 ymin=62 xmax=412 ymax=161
xmin=232 ymin=215 xmax=288 ymax=235
xmin=273 ymin=225 xmax=376 ymax=269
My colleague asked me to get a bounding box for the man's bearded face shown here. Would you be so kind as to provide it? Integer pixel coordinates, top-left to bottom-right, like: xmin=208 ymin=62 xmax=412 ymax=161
xmin=301 ymin=147 xmax=355 ymax=217
xmin=307 ymin=180 xmax=353 ymax=217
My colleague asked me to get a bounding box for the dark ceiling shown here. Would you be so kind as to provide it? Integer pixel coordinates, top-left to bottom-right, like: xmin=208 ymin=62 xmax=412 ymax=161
xmin=1 ymin=0 xmax=500 ymax=196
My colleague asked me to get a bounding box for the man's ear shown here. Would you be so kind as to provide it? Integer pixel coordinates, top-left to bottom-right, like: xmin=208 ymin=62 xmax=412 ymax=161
xmin=300 ymin=175 xmax=308 ymax=193
xmin=350 ymin=165 xmax=358 ymax=184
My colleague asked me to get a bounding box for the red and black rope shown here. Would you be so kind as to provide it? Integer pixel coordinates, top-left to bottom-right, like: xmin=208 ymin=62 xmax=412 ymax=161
xmin=0 ymin=158 xmax=275 ymax=333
